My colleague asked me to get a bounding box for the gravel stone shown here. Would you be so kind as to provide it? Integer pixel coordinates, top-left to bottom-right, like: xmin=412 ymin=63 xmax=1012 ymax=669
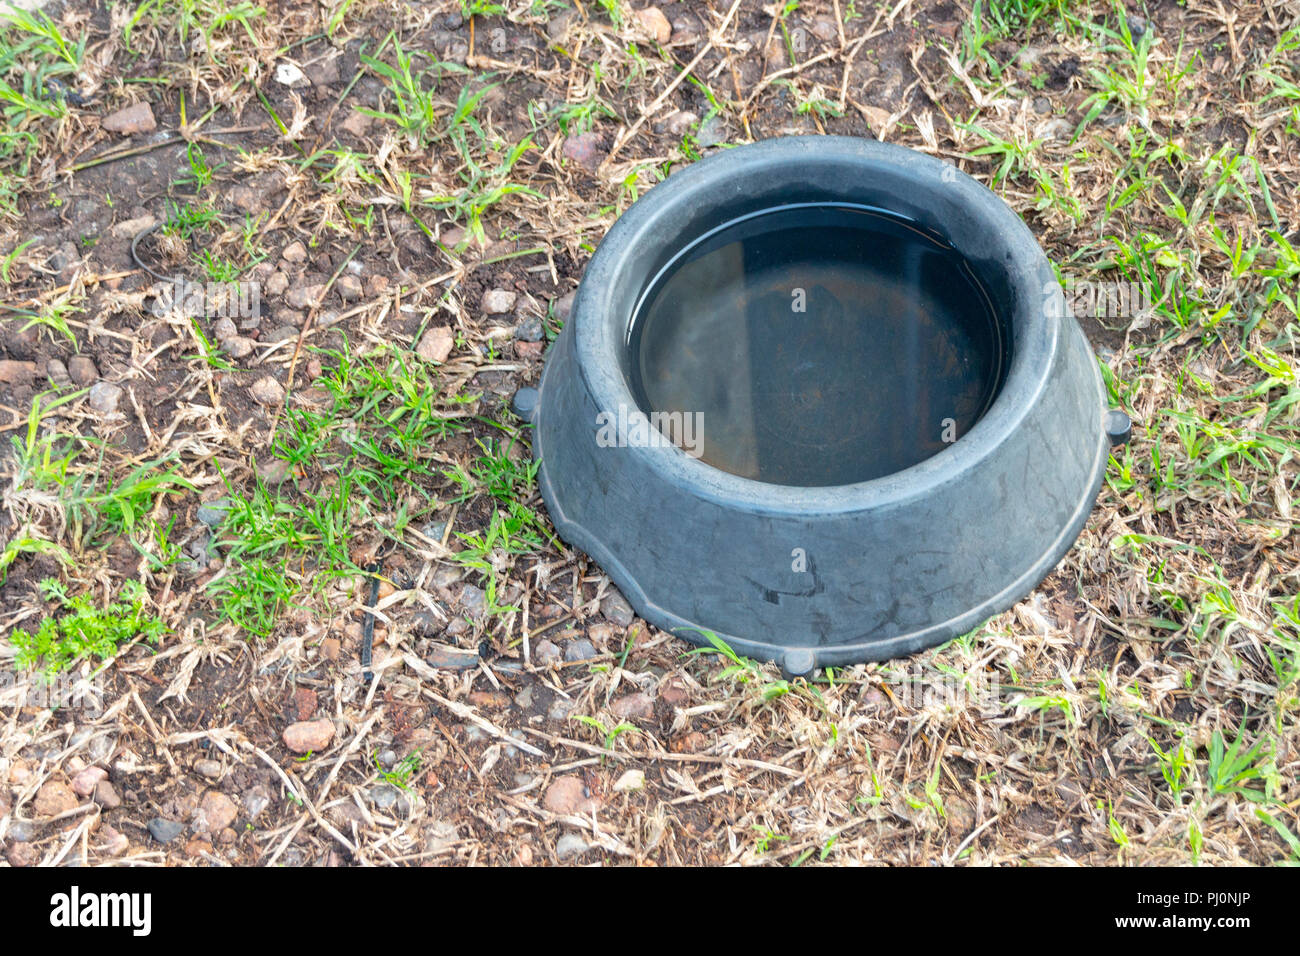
xmin=148 ymin=818 xmax=186 ymax=843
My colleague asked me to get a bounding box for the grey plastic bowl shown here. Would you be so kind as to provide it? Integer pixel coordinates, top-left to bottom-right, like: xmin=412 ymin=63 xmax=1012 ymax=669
xmin=526 ymin=135 xmax=1110 ymax=675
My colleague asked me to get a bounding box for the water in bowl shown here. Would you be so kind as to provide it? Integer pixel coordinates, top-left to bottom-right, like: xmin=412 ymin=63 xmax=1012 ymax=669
xmin=628 ymin=203 xmax=1007 ymax=487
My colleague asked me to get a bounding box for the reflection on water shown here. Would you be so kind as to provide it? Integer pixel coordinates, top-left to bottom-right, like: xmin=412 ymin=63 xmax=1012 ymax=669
xmin=629 ymin=204 xmax=1006 ymax=486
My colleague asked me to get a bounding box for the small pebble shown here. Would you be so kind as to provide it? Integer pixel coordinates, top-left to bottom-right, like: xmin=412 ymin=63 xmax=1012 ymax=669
xmin=224 ymin=335 xmax=255 ymax=359
xmin=543 ymin=775 xmax=600 ymax=815
xmin=250 ymin=375 xmax=286 ymax=405
xmin=481 ymin=289 xmax=517 ymax=315
xmin=46 ymin=358 xmax=72 ymax=388
xmin=88 ymin=381 xmax=123 ymax=415
xmin=600 ymin=588 xmax=635 ymax=627
xmin=34 ymin=781 xmax=79 ymax=817
xmin=198 ymin=791 xmax=239 ymax=832
xmin=613 ymin=769 xmax=646 ymax=792
xmin=564 ymin=639 xmax=597 ymax=663
xmin=244 ymin=785 xmax=271 ymax=820
xmin=102 ymin=101 xmax=156 ymax=135
xmin=93 ymin=781 xmax=121 ymax=810
xmin=514 ymin=317 xmax=544 ymax=342
xmin=197 ymin=500 xmax=229 ymax=527
xmin=417 ymin=326 xmax=455 ymax=363
xmin=67 ymin=355 xmax=98 ymax=386
xmin=556 ymin=833 xmax=591 ymax=859
xmin=147 ymin=818 xmax=186 ymax=843
xmin=283 ymin=718 xmax=335 ymax=753
xmin=71 ymin=766 xmax=107 ymax=797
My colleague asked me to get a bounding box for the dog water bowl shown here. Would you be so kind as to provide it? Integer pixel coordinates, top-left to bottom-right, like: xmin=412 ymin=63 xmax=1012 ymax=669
xmin=526 ymin=136 xmax=1111 ymax=674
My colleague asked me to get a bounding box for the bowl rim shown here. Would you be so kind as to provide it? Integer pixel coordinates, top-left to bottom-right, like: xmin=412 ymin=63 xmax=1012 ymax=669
xmin=567 ymin=135 xmax=1079 ymax=516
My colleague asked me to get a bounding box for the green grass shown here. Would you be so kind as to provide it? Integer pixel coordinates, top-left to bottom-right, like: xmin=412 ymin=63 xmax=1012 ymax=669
xmin=206 ymin=340 xmax=549 ymax=638
xmin=375 ymin=748 xmax=423 ymax=790
xmin=571 ymin=714 xmax=636 ymax=758
xmin=123 ymin=0 xmax=265 ymax=54
xmin=0 ymin=5 xmax=84 ymax=215
xmin=8 ymin=392 xmax=195 ymax=548
xmin=358 ymin=38 xmax=459 ymax=146
xmin=0 ymin=533 xmax=70 ymax=585
xmin=683 ymin=629 xmax=803 ymax=705
xmin=958 ymin=0 xmax=1082 ymax=76
xmin=358 ymin=33 xmax=546 ymax=243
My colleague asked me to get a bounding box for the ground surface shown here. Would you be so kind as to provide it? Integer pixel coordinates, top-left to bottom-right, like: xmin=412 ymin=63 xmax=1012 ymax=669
xmin=1 ymin=0 xmax=1298 ymax=866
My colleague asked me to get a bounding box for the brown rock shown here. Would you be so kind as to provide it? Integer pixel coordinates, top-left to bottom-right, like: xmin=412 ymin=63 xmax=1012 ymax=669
xmin=664 ymin=110 xmax=698 ymax=137
xmin=67 ymin=356 xmax=98 ymax=386
xmin=553 ymin=291 xmax=576 ymax=322
xmin=303 ymin=54 xmax=341 ymax=87
xmin=0 ymin=359 xmax=38 ymax=384
xmin=283 ymin=718 xmax=335 ymax=754
xmin=6 ymin=842 xmax=38 ymax=867
xmin=671 ymin=730 xmax=707 ymax=753
xmin=468 ymin=690 xmax=510 ymax=709
xmin=88 ymin=381 xmax=124 ymax=415
xmin=417 ymin=326 xmax=455 ymax=363
xmin=71 ymin=766 xmax=107 ymax=797
xmin=562 ymin=132 xmax=605 ymax=170
xmin=286 ymin=283 xmax=327 ymax=310
xmin=110 ymin=214 xmax=157 ymax=239
xmin=46 ymin=359 xmax=72 ymax=388
xmin=102 ymin=101 xmax=156 ymax=135
xmin=281 ymin=241 xmax=307 ymax=263
xmin=223 ymin=335 xmax=255 ymax=359
xmin=249 ymin=375 xmax=285 ymax=405
xmin=610 ymin=691 xmax=654 ymax=721
xmin=481 ymin=289 xmax=517 ymax=315
xmin=543 ymin=775 xmax=601 ymax=815
xmin=97 ymin=824 xmax=129 ymax=857
xmin=515 ymin=340 xmax=544 ymax=358
xmin=440 ymin=225 xmax=468 ymax=250
xmin=635 ymin=7 xmax=672 ymax=43
xmin=337 ymin=274 xmax=363 ymax=301
xmin=293 ymin=686 xmax=318 ymax=720
xmin=809 ymin=17 xmax=838 ymax=41
xmin=426 ymin=643 xmax=479 ymax=670
xmin=660 ymin=680 xmax=689 ymax=706
xmin=257 ymin=458 xmax=292 ymax=484
xmin=198 ymin=791 xmax=239 ymax=832
xmin=859 ymin=104 xmax=893 ymax=132
xmin=320 ymin=637 xmax=341 ymax=661
xmin=230 ymin=186 xmax=260 ymax=213
xmin=341 ymin=109 xmax=371 ymax=137
xmin=93 ymin=781 xmax=122 ymax=810
xmin=34 ymin=780 xmax=79 ymax=817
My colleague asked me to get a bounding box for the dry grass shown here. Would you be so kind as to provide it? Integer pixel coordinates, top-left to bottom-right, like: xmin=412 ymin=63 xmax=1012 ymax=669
xmin=0 ymin=0 xmax=1298 ymax=867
